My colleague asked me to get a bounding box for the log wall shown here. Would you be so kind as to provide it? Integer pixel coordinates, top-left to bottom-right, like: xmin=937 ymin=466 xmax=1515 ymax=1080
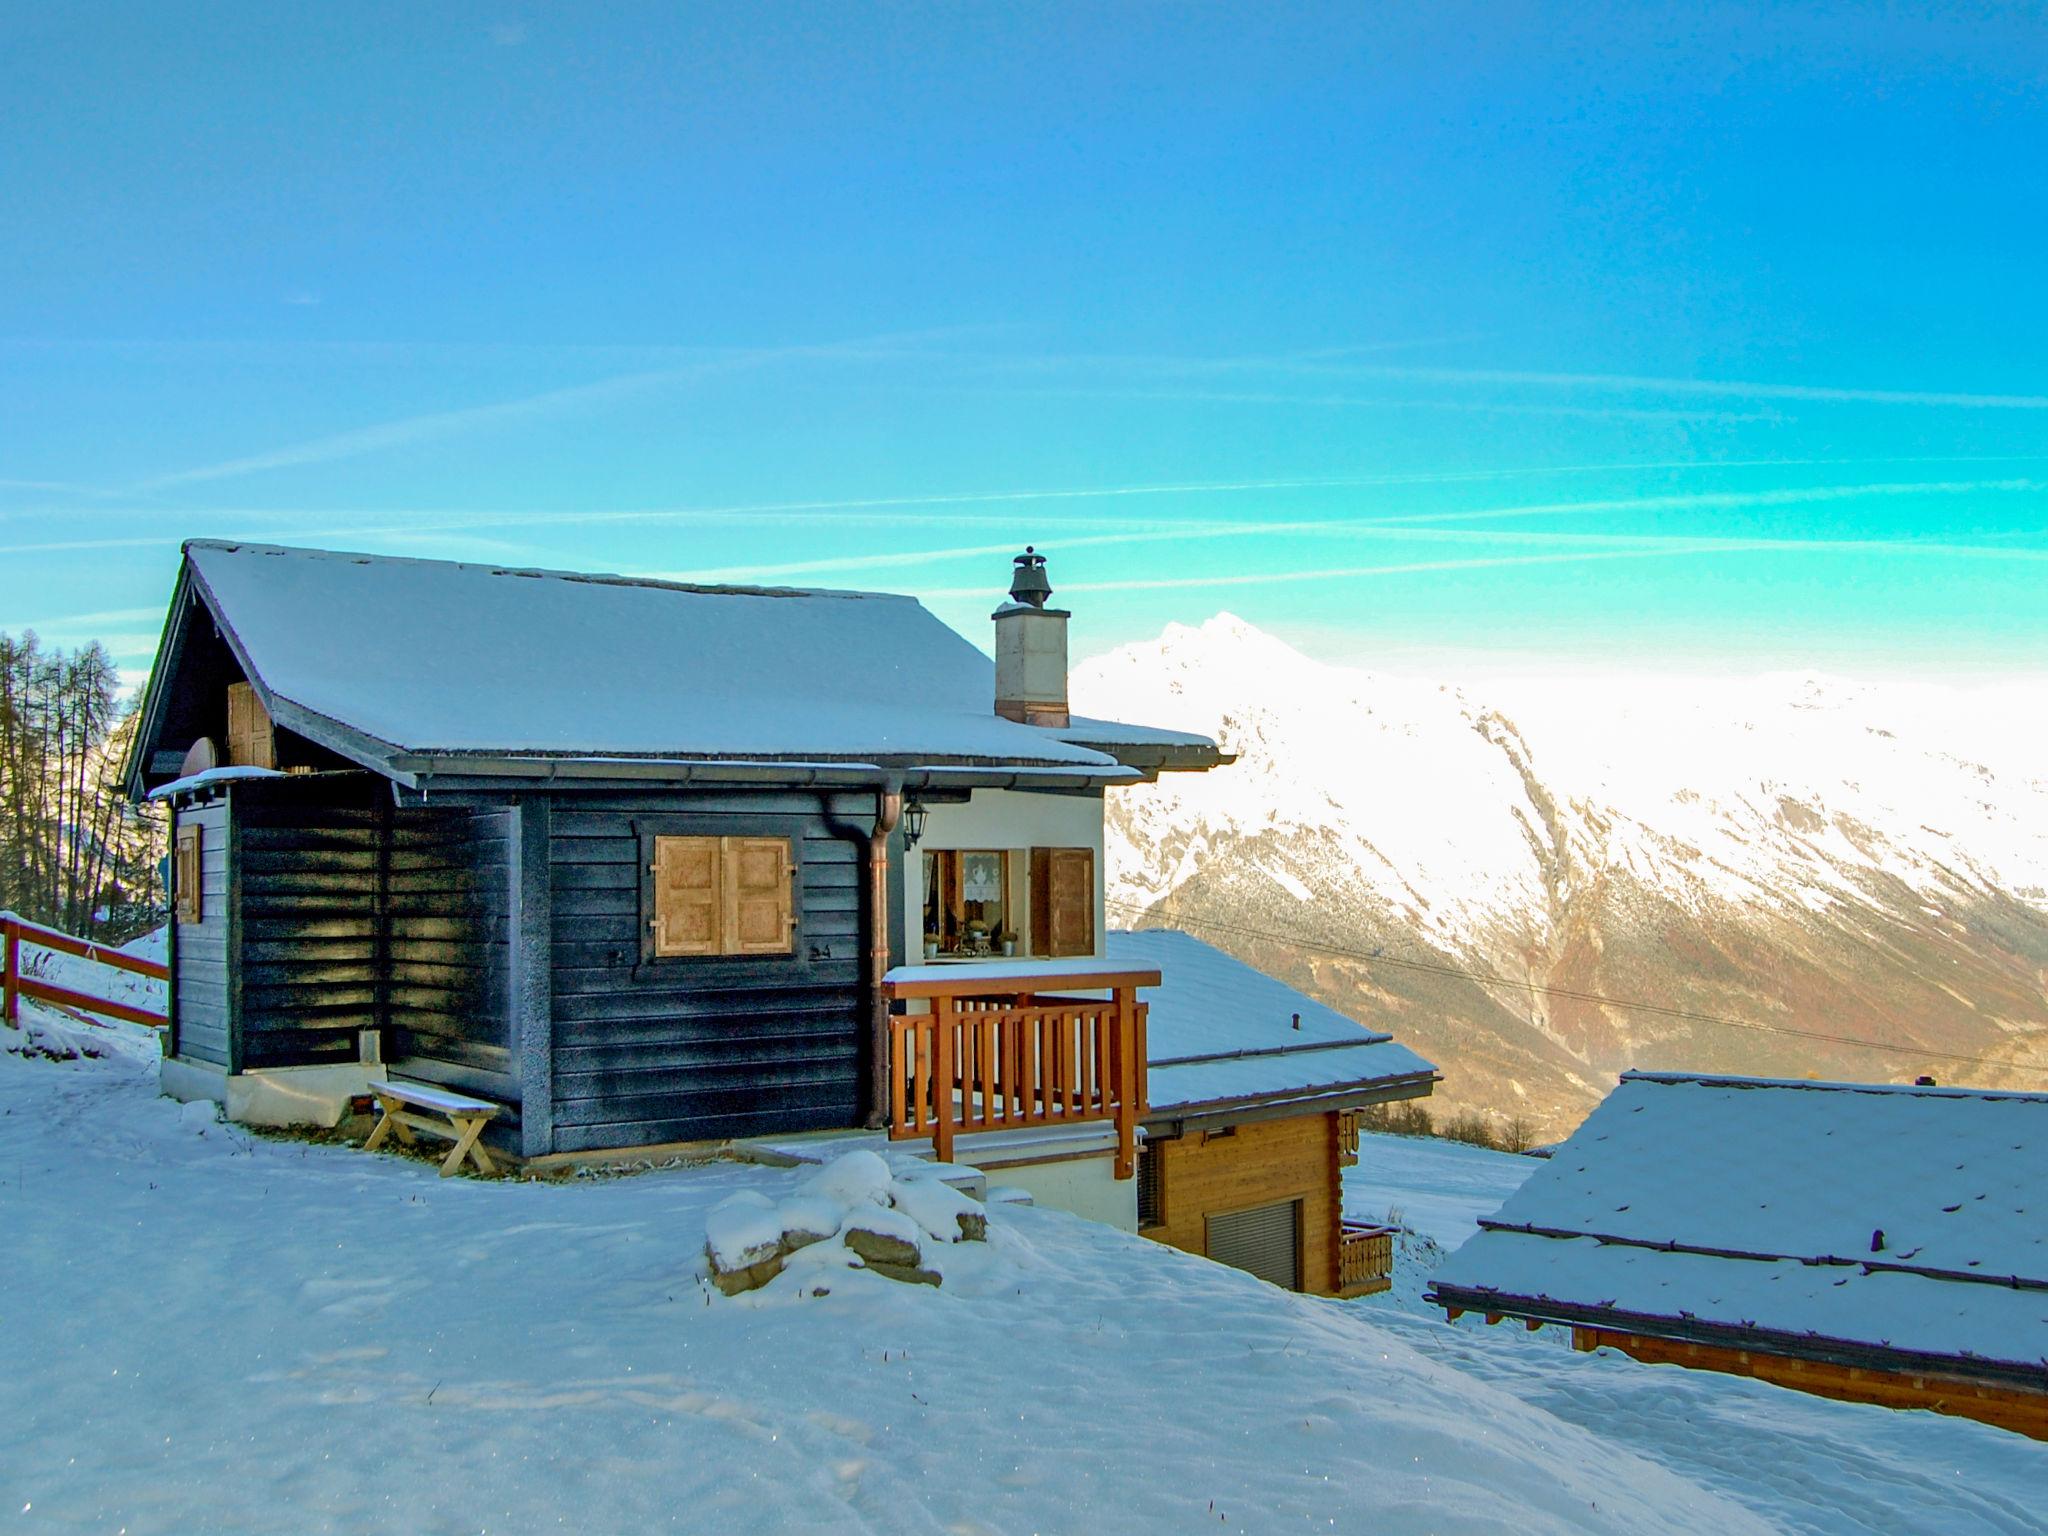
xmin=1143 ymin=1109 xmax=1343 ymax=1296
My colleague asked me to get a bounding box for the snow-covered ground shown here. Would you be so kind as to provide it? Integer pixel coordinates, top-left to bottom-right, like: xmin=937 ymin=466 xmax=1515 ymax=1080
xmin=1344 ymin=1130 xmax=2048 ymax=1536
xmin=4 ymin=964 xmax=2043 ymax=1534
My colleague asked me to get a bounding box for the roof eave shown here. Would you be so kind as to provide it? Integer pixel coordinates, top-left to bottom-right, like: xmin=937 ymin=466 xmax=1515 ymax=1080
xmin=1145 ymin=1069 xmax=1440 ymax=1130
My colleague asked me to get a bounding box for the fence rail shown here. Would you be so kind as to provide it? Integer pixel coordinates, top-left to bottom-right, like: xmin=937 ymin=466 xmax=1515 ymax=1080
xmin=1 ymin=912 xmax=170 ymax=1031
xmin=883 ymin=969 xmax=1153 ymax=1179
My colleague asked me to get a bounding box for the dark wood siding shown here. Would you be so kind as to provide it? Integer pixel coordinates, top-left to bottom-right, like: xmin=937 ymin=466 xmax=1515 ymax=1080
xmin=170 ymin=801 xmax=234 ymax=1067
xmin=547 ymin=792 xmax=869 ymax=1153
xmin=235 ymin=781 xmax=383 ymax=1069
xmin=386 ymin=805 xmax=515 ymax=1101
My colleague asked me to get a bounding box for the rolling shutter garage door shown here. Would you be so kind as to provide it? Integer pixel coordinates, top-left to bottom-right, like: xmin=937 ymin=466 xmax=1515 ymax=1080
xmin=1205 ymin=1200 xmax=1301 ymax=1291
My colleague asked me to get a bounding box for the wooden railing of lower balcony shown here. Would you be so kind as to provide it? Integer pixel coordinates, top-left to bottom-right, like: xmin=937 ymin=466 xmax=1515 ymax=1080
xmin=883 ymin=966 xmax=1156 ymax=1179
xmin=1339 ymin=1220 xmax=1397 ymax=1297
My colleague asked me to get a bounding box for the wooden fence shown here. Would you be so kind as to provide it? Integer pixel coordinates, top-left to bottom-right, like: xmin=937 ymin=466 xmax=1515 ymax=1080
xmin=1 ymin=912 xmax=170 ymax=1031
xmin=883 ymin=968 xmax=1154 ymax=1179
xmin=1339 ymin=1219 xmax=1397 ymax=1297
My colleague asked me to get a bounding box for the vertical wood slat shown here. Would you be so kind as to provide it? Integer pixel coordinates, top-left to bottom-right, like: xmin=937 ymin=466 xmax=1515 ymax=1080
xmin=882 ymin=982 xmax=1149 ymax=1180
xmin=932 ymin=999 xmax=954 ymax=1166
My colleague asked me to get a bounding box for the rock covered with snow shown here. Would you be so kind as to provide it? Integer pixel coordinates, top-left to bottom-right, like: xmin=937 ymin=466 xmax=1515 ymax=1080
xmin=704 ymin=1151 xmax=989 ymax=1296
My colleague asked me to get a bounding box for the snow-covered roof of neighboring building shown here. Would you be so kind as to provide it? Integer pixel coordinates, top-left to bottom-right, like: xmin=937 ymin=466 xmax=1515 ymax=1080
xmin=145 ymin=542 xmax=1224 ymax=787
xmin=1111 ymin=929 xmax=1437 ymax=1116
xmin=1431 ymin=1072 xmax=2048 ymax=1378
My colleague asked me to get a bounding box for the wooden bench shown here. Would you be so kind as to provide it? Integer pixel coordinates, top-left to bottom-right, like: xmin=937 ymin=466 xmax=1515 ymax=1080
xmin=363 ymin=1079 xmax=503 ymax=1177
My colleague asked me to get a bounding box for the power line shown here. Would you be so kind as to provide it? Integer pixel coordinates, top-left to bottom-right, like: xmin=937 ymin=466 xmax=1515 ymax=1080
xmin=1109 ymin=898 xmax=2027 ymax=1075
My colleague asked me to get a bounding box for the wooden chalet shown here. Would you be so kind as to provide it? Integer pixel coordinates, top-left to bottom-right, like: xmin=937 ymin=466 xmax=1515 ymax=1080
xmin=1119 ymin=928 xmax=1437 ymax=1297
xmin=1429 ymin=1072 xmax=2048 ymax=1439
xmin=125 ymin=540 xmax=1228 ymax=1216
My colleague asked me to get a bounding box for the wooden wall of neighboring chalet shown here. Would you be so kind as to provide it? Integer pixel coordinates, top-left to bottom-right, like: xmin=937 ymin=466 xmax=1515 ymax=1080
xmin=1143 ymin=1110 xmax=1343 ymax=1296
xmin=1571 ymin=1327 xmax=2048 ymax=1441
xmin=169 ymin=800 xmax=233 ymax=1067
xmin=547 ymin=791 xmax=872 ymax=1154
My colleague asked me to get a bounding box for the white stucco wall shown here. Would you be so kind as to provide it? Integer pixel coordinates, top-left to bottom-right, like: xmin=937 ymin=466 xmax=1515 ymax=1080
xmin=900 ymin=787 xmax=1105 ymax=962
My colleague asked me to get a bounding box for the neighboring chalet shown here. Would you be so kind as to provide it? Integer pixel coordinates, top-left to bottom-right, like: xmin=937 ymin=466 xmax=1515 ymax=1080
xmin=1430 ymin=1072 xmax=2048 ymax=1439
xmin=126 ymin=540 xmax=1256 ymax=1219
xmin=1117 ymin=928 xmax=1436 ymax=1297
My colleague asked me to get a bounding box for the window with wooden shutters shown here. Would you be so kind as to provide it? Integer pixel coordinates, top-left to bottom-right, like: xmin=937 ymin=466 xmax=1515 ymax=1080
xmin=650 ymin=835 xmax=795 ymax=958
xmin=226 ymin=682 xmax=276 ymax=769
xmin=174 ymin=824 xmax=203 ymax=925
xmin=1029 ymin=846 xmax=1095 ymax=957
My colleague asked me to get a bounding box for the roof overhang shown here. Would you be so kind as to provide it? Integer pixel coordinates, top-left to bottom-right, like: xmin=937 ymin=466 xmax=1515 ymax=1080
xmin=1144 ymin=1067 xmax=1439 ymax=1133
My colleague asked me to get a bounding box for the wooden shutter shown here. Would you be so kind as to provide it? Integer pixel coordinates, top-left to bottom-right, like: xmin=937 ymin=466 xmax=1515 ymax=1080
xmin=724 ymin=836 xmax=794 ymax=955
xmin=652 ymin=836 xmax=721 ymax=956
xmin=226 ymin=682 xmax=275 ymax=769
xmin=174 ymin=824 xmax=202 ymax=925
xmin=1030 ymin=846 xmax=1095 ymax=957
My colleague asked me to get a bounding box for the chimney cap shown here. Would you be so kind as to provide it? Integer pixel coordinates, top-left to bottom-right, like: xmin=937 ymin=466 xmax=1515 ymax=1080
xmin=1008 ymin=546 xmax=1052 ymax=608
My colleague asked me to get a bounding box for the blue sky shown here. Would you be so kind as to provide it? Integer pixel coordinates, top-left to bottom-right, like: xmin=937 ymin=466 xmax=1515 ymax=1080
xmin=4 ymin=2 xmax=2045 ymax=685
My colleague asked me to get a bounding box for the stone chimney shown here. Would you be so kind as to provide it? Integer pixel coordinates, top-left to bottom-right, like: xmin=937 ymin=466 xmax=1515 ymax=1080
xmin=993 ymin=546 xmax=1069 ymax=728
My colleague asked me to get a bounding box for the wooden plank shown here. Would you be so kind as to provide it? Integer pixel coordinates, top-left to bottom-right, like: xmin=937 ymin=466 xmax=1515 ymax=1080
xmin=512 ymin=796 xmax=554 ymax=1159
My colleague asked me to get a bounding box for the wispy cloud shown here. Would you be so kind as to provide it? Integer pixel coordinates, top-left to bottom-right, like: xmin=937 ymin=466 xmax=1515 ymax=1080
xmin=133 ymin=328 xmax=971 ymax=491
xmin=942 ymin=383 xmax=1780 ymax=425
xmin=0 ymin=605 xmax=167 ymax=633
xmin=1271 ymin=362 xmax=2048 ymax=412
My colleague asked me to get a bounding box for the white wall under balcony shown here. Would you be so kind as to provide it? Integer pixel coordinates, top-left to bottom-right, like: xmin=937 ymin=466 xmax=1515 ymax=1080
xmin=900 ymin=787 xmax=1105 ymax=962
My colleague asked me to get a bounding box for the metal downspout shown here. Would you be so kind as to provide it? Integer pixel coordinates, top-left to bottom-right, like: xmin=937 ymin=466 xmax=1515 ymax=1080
xmin=866 ymin=784 xmax=903 ymax=1128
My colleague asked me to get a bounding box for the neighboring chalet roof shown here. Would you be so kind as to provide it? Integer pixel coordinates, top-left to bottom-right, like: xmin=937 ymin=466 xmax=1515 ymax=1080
xmin=127 ymin=542 xmax=1226 ymax=795
xmin=1430 ymin=1072 xmax=2048 ymax=1383
xmin=1111 ymin=929 xmax=1438 ymax=1120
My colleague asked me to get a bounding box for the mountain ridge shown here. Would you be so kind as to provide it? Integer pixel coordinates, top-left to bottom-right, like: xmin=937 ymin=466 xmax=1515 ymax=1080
xmin=1078 ymin=616 xmax=2048 ymax=1137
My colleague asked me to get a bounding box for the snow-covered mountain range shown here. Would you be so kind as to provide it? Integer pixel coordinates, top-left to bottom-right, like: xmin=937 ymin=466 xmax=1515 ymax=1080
xmin=1076 ymin=616 xmax=2048 ymax=1138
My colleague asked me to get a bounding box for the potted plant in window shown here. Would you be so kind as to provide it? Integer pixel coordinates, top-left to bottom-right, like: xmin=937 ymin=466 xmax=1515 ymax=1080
xmin=998 ymin=928 xmax=1017 ymax=957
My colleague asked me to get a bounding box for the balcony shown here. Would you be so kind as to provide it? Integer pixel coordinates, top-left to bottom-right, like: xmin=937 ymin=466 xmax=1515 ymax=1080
xmin=882 ymin=963 xmax=1155 ymax=1178
xmin=1338 ymin=1220 xmax=1397 ymax=1298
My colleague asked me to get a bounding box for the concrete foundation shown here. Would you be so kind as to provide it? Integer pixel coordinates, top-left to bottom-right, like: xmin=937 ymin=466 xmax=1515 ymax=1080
xmin=159 ymin=1055 xmax=379 ymax=1130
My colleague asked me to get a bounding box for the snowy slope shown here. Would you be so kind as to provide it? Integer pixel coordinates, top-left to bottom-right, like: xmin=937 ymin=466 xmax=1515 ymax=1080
xmin=1075 ymin=618 xmax=2048 ymax=1135
xmin=4 ymin=1034 xmax=2040 ymax=1535
xmin=1 ymin=1038 xmax=1780 ymax=1536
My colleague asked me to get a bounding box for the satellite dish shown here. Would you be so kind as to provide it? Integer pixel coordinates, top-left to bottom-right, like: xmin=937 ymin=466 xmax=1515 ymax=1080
xmin=180 ymin=737 xmax=222 ymax=777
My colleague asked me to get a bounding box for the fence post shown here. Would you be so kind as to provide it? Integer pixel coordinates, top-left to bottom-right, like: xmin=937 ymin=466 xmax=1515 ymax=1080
xmin=3 ymin=920 xmax=17 ymax=1026
xmin=932 ymin=997 xmax=955 ymax=1166
xmin=1112 ymin=984 xmax=1137 ymax=1179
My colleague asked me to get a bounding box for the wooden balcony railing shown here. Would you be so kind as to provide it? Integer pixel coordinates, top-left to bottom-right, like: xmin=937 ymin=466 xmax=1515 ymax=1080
xmin=882 ymin=966 xmax=1157 ymax=1179
xmin=2 ymin=912 xmax=170 ymax=1031
xmin=1339 ymin=1220 xmax=1397 ymax=1298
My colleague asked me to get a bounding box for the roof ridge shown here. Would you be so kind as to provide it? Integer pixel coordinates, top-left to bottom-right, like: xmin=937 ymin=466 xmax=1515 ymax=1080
xmin=182 ymin=539 xmax=900 ymax=604
xmin=1621 ymin=1069 xmax=2048 ymax=1104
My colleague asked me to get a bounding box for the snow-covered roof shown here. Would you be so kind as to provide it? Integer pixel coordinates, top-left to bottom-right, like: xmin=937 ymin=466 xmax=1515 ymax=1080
xmin=165 ymin=542 xmax=1221 ymax=783
xmin=1431 ymin=1072 xmax=2048 ymax=1376
xmin=1111 ymin=929 xmax=1437 ymax=1115
xmin=145 ymin=765 xmax=286 ymax=801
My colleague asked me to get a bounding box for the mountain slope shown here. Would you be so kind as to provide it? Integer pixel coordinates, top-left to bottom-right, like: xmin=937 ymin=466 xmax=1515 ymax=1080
xmin=1077 ymin=617 xmax=2048 ymax=1138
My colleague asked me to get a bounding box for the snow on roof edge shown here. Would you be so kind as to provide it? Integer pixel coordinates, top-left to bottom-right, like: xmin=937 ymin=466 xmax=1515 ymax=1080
xmin=183 ymin=539 xmax=901 ymax=607
xmin=1622 ymin=1069 xmax=2048 ymax=1106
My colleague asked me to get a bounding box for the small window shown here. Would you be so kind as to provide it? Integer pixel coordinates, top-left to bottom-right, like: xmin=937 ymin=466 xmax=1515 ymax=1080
xmin=921 ymin=848 xmax=1011 ymax=957
xmin=650 ymin=835 xmax=794 ymax=958
xmin=174 ymin=824 xmax=203 ymax=924
xmin=1029 ymin=846 xmax=1095 ymax=957
xmin=1136 ymin=1141 xmax=1165 ymax=1228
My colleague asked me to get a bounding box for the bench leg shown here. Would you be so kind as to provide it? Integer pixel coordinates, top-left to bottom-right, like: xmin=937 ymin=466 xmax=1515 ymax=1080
xmin=364 ymin=1096 xmax=402 ymax=1153
xmin=442 ymin=1113 xmax=493 ymax=1177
